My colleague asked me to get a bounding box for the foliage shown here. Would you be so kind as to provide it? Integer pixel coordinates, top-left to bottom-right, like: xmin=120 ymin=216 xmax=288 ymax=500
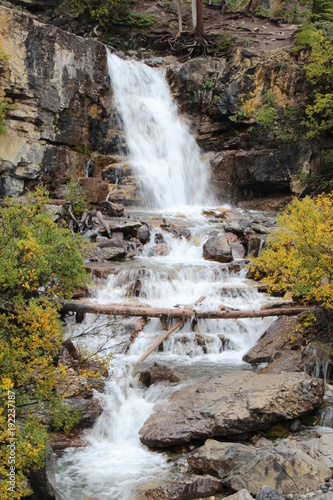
xmin=217 ymin=31 xmax=235 ymax=51
xmin=0 ymin=188 xmax=88 ymax=498
xmin=65 ymin=169 xmax=88 ymax=218
xmin=303 ymin=29 xmax=333 ymax=136
xmin=249 ymin=193 xmax=333 ymax=309
xmin=0 ymin=98 xmax=13 ymax=135
xmin=202 ymin=79 xmax=215 ymax=90
xmin=256 ymin=91 xmax=278 ymax=127
xmin=62 ymin=0 xmax=131 ymax=27
xmin=0 ymin=43 xmax=13 ymax=135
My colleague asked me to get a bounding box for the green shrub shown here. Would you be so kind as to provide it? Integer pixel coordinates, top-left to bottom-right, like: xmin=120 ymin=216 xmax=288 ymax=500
xmin=0 ymin=188 xmax=88 ymax=499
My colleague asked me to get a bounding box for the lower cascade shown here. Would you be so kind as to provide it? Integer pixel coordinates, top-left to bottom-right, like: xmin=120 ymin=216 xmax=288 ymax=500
xmin=56 ymin=210 xmax=278 ymax=500
xmin=55 ymin=54 xmax=332 ymax=500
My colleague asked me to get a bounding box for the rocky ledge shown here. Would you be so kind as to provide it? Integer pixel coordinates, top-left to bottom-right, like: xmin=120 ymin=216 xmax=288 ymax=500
xmin=139 ymin=371 xmax=324 ymax=448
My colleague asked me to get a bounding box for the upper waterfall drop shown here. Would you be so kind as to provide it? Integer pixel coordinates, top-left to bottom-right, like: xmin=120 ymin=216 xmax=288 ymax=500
xmin=106 ymin=50 xmax=215 ymax=210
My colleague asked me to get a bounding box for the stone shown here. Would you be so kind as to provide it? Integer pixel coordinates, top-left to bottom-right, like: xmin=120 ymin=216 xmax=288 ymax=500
xmin=139 ymin=371 xmax=324 ymax=448
xmin=99 ymin=200 xmax=124 ymax=217
xmin=137 ymin=475 xmax=224 ymax=500
xmin=256 ymin=486 xmax=283 ymax=500
xmin=203 ymin=234 xmax=232 ymax=263
xmin=80 ymin=178 xmax=110 ymax=204
xmin=147 ymin=243 xmax=169 ymax=257
xmin=139 ymin=363 xmax=180 ymax=387
xmin=226 ymin=490 xmax=254 ymax=500
xmin=137 ymin=224 xmax=151 ymax=244
xmin=188 ymin=438 xmax=331 ymax=496
xmin=65 ymin=396 xmax=103 ymax=429
xmin=28 ymin=444 xmax=57 ymax=500
xmin=243 ymin=317 xmax=303 ymax=364
xmin=92 ymin=240 xmax=127 ymax=261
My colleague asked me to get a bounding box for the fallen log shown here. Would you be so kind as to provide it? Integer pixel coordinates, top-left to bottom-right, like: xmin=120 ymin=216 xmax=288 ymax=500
xmin=135 ymin=320 xmax=184 ymax=365
xmin=62 ymin=301 xmax=308 ymax=320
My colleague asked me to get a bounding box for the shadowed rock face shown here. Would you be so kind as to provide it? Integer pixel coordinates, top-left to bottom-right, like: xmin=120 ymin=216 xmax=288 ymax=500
xmin=139 ymin=371 xmax=324 ymax=448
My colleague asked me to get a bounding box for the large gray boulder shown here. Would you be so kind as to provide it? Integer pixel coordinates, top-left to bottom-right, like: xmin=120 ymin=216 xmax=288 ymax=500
xmin=139 ymin=371 xmax=324 ymax=448
xmin=203 ymin=233 xmax=232 ymax=263
xmin=187 ymin=432 xmax=333 ymax=496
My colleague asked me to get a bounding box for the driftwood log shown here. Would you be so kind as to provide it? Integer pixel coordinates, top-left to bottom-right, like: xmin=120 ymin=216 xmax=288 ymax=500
xmin=62 ymin=301 xmax=308 ymax=320
xmin=135 ymin=320 xmax=184 ymax=364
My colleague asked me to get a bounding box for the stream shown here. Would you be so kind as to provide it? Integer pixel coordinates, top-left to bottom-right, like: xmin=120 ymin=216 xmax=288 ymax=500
xmin=56 ymin=53 xmax=283 ymax=499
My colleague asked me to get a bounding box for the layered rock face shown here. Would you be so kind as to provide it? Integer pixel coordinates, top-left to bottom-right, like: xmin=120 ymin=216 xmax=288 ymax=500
xmin=0 ymin=6 xmax=140 ymax=203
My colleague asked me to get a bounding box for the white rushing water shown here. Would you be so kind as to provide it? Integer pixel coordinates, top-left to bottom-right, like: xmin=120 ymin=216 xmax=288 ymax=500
xmin=106 ymin=50 xmax=214 ymax=210
xmin=56 ymin=55 xmax=280 ymax=499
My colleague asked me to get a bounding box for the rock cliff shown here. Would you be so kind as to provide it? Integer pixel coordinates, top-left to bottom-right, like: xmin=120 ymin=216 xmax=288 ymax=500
xmin=1 ymin=4 xmax=332 ymax=204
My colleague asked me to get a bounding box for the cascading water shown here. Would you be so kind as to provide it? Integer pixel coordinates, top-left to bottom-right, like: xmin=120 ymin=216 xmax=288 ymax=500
xmin=56 ymin=55 xmax=281 ymax=499
xmin=106 ymin=50 xmax=214 ymax=210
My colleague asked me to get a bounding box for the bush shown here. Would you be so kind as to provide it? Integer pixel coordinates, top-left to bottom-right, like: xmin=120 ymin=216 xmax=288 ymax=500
xmin=0 ymin=188 xmax=88 ymax=498
xmin=249 ymin=193 xmax=333 ymax=309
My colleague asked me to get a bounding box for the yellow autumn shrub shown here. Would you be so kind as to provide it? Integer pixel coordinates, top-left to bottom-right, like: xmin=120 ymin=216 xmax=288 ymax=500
xmin=249 ymin=193 xmax=333 ymax=308
xmin=0 ymin=188 xmax=88 ymax=498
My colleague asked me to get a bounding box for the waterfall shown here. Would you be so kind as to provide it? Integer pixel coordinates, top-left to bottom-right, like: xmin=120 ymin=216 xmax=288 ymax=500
xmin=106 ymin=50 xmax=214 ymax=210
xmin=55 ymin=54 xmax=283 ymax=500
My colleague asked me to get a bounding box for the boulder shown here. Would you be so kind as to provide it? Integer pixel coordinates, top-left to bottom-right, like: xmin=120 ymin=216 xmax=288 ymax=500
xmin=28 ymin=444 xmax=57 ymax=500
xmin=92 ymin=240 xmax=127 ymax=261
xmin=243 ymin=317 xmax=304 ymax=365
xmin=188 ymin=437 xmax=332 ymax=496
xmin=147 ymin=243 xmax=169 ymax=257
xmin=139 ymin=363 xmax=180 ymax=387
xmin=139 ymin=371 xmax=324 ymax=448
xmin=203 ymin=234 xmax=232 ymax=263
xmin=137 ymin=224 xmax=151 ymax=244
xmin=137 ymin=475 xmax=224 ymax=499
xmin=99 ymin=200 xmax=124 ymax=217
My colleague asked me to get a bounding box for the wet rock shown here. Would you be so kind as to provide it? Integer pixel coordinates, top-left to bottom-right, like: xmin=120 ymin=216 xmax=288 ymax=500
xmin=50 ymin=429 xmax=87 ymax=451
xmin=84 ymin=261 xmax=116 ymax=279
xmin=243 ymin=317 xmax=304 ymax=365
xmin=137 ymin=224 xmax=151 ymax=244
xmin=139 ymin=363 xmax=180 ymax=387
xmin=245 ymin=234 xmax=266 ymax=257
xmin=224 ymin=221 xmax=244 ymax=237
xmin=64 ymin=396 xmax=103 ymax=429
xmin=137 ymin=474 xmax=224 ymax=499
xmin=203 ymin=234 xmax=232 ymax=263
xmin=91 ymin=241 xmax=127 ymax=261
xmin=188 ymin=436 xmax=331 ymax=496
xmin=154 ymin=233 xmax=165 ymax=244
xmin=28 ymin=444 xmax=57 ymax=500
xmin=139 ymin=371 xmax=324 ymax=448
xmin=147 ymin=243 xmax=169 ymax=257
xmin=108 ymin=220 xmax=142 ymax=236
xmin=99 ymin=200 xmax=124 ymax=217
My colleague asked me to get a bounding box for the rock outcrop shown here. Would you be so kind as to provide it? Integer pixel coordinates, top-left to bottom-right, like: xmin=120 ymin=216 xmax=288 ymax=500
xmin=188 ymin=428 xmax=333 ymax=496
xmin=139 ymin=371 xmax=324 ymax=448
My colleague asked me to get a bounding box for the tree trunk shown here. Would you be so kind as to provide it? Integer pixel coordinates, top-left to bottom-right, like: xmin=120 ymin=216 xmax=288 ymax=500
xmin=135 ymin=320 xmax=183 ymax=364
xmin=62 ymin=301 xmax=308 ymax=320
xmin=195 ymin=0 xmax=204 ymax=42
